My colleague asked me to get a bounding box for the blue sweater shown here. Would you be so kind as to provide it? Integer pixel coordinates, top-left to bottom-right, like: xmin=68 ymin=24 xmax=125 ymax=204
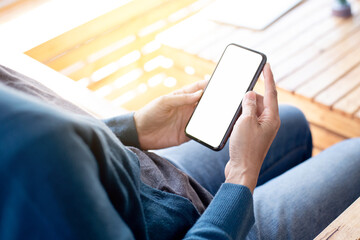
xmin=0 ymin=84 xmax=254 ymax=240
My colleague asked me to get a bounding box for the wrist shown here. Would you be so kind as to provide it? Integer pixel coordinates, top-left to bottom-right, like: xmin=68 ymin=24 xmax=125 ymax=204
xmin=133 ymin=111 xmax=147 ymax=149
xmin=225 ymin=174 xmax=257 ymax=194
xmin=225 ymin=163 xmax=259 ymax=193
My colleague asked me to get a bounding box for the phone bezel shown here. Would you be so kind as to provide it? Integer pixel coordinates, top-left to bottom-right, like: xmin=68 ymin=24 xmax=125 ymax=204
xmin=185 ymin=43 xmax=267 ymax=151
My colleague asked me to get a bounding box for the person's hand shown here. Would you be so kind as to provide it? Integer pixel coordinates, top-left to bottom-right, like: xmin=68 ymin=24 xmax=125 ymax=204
xmin=225 ymin=63 xmax=280 ymax=193
xmin=134 ymin=80 xmax=207 ymax=150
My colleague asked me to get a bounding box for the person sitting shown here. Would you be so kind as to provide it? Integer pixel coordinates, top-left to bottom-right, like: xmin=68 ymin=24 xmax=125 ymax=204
xmin=0 ymin=63 xmax=359 ymax=240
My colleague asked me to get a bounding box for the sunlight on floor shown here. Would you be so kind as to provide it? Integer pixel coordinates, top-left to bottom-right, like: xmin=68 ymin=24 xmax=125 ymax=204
xmin=0 ymin=0 xmax=132 ymax=52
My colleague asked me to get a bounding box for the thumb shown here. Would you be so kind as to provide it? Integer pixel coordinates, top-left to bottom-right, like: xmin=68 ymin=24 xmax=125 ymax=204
xmin=241 ymin=91 xmax=257 ymax=117
xmin=166 ymin=90 xmax=203 ymax=107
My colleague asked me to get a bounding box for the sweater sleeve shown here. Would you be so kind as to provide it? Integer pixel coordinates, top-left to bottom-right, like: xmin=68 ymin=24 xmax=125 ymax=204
xmin=184 ymin=183 xmax=254 ymax=240
xmin=103 ymin=112 xmax=141 ymax=148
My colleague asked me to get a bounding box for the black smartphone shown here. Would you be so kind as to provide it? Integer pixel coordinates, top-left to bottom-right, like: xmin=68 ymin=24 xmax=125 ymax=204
xmin=185 ymin=43 xmax=266 ymax=151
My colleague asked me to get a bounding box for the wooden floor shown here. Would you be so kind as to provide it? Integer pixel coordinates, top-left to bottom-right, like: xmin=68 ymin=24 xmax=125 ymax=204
xmin=157 ymin=0 xmax=360 ymax=155
xmin=315 ymin=197 xmax=360 ymax=239
xmin=2 ymin=0 xmax=359 ymax=155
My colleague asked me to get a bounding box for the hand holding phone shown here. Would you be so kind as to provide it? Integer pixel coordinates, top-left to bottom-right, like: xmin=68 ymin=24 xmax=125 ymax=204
xmin=185 ymin=44 xmax=267 ymax=150
xmin=225 ymin=64 xmax=280 ymax=193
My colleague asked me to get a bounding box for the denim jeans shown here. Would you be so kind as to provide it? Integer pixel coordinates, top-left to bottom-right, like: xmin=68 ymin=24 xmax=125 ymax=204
xmin=154 ymin=105 xmax=360 ymax=239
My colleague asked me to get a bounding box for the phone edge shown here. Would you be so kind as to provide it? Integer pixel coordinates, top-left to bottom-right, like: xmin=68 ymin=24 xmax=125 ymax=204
xmin=185 ymin=43 xmax=267 ymax=151
xmin=215 ymin=46 xmax=267 ymax=151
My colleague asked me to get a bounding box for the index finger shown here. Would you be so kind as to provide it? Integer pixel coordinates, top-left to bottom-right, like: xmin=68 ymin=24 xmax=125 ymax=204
xmin=263 ymin=63 xmax=279 ymax=113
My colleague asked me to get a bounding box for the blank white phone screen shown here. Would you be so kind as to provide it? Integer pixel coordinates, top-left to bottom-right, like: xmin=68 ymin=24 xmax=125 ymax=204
xmin=186 ymin=44 xmax=263 ymax=148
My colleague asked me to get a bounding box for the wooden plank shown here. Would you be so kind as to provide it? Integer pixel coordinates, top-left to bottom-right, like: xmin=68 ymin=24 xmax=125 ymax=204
xmin=310 ymin=124 xmax=345 ymax=150
xmin=62 ymin=37 xmax=140 ymax=81
xmin=333 ymin=85 xmax=360 ymax=116
xmin=159 ymin=15 xmax=219 ymax=50
xmin=197 ymin=29 xmax=250 ymax=61
xmin=273 ymin=14 xmax=360 ymax=82
xmin=161 ymin=45 xmax=215 ymax=77
xmin=120 ymin=67 xmax=202 ymax=110
xmin=312 ymin=4 xmax=360 ymax=50
xmin=308 ymin=122 xmax=345 ymax=157
xmin=253 ymin=80 xmax=360 ymax=138
xmin=184 ymin=24 xmax=235 ymax=55
xmin=269 ymin=16 xmax=342 ymax=67
xmin=273 ymin=46 xmax=319 ymax=83
xmin=45 ymin=0 xmax=198 ymax=71
xmin=61 ymin=32 xmax=156 ymax=81
xmin=102 ymin=52 xmax=205 ymax=108
xmin=250 ymin=0 xmax=329 ymax=49
xmin=164 ymin=66 xmax=203 ymax=86
xmin=46 ymin=26 xmax=136 ymax=71
xmin=295 ymin=44 xmax=360 ymax=98
xmin=315 ymin=64 xmax=360 ymax=107
xmin=25 ymin=0 xmax=169 ymax=62
xmin=162 ymin=0 xmax=329 ymax=59
xmin=278 ymin=27 xmax=360 ymax=91
xmin=312 ymin=147 xmax=322 ymax=156
xmin=315 ymin=197 xmax=360 ymax=240
xmin=87 ymin=49 xmax=161 ymax=91
xmin=120 ymin=84 xmax=172 ymax=111
xmin=257 ymin=0 xmax=331 ymax=55
xmin=105 ymin=67 xmax=164 ymax=101
xmin=161 ymin=46 xmax=360 ymax=138
xmin=87 ymin=61 xmax=139 ymax=91
xmin=198 ymin=0 xmax=330 ymax=62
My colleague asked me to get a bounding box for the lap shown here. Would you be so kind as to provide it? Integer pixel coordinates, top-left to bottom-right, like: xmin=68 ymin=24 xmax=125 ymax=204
xmin=156 ymin=105 xmax=360 ymax=239
xmin=248 ymin=138 xmax=360 ymax=239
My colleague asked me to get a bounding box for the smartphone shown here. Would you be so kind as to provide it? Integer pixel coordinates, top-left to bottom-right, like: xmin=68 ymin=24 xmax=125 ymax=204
xmin=185 ymin=43 xmax=266 ymax=151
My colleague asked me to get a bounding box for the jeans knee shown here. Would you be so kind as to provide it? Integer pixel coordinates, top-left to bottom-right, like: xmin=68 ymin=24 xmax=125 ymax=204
xmin=279 ymin=105 xmax=307 ymax=126
xmin=278 ymin=105 xmax=312 ymax=154
xmin=279 ymin=105 xmax=310 ymax=132
xmin=332 ymin=137 xmax=360 ymax=159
